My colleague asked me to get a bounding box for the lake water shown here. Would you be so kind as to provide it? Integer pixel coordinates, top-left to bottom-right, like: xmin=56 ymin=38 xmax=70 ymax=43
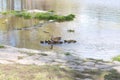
xmin=0 ymin=0 xmax=120 ymax=60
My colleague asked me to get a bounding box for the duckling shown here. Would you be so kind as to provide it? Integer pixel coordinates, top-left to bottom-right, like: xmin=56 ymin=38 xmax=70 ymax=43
xmin=72 ymin=40 xmax=77 ymax=43
xmin=40 ymin=41 xmax=44 ymax=44
xmin=67 ymin=40 xmax=72 ymax=43
xmin=69 ymin=40 xmax=77 ymax=43
xmin=68 ymin=40 xmax=77 ymax=43
xmin=59 ymin=41 xmax=63 ymax=44
xmin=52 ymin=41 xmax=58 ymax=44
xmin=48 ymin=41 xmax=53 ymax=44
xmin=48 ymin=40 xmax=51 ymax=43
xmin=64 ymin=40 xmax=77 ymax=43
xmin=64 ymin=40 xmax=71 ymax=43
xmin=45 ymin=40 xmax=49 ymax=43
xmin=64 ymin=40 xmax=67 ymax=43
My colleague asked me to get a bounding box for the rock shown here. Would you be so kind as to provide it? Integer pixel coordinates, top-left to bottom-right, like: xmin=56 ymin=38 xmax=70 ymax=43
xmin=113 ymin=61 xmax=120 ymax=65
xmin=76 ymin=78 xmax=81 ymax=80
xmin=76 ymin=78 xmax=93 ymax=80
xmin=95 ymin=64 xmax=112 ymax=70
xmin=0 ymin=60 xmax=14 ymax=64
xmin=50 ymin=62 xmax=60 ymax=65
xmin=113 ymin=66 xmax=120 ymax=73
xmin=83 ymin=62 xmax=95 ymax=67
xmin=54 ymin=59 xmax=66 ymax=63
xmin=72 ymin=66 xmax=85 ymax=72
xmin=97 ymin=61 xmax=113 ymax=66
xmin=84 ymin=78 xmax=93 ymax=80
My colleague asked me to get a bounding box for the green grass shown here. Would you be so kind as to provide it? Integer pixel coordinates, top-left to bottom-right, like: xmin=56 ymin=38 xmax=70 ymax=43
xmin=15 ymin=12 xmax=31 ymax=19
xmin=34 ymin=13 xmax=75 ymax=22
xmin=0 ymin=64 xmax=79 ymax=80
xmin=0 ymin=10 xmax=75 ymax=22
xmin=112 ymin=55 xmax=120 ymax=61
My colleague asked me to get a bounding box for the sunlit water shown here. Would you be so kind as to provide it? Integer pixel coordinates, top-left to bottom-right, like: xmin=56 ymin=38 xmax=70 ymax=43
xmin=0 ymin=0 xmax=120 ymax=61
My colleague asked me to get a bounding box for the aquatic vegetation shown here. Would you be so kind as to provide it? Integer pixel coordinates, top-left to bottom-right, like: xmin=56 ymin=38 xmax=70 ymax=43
xmin=0 ymin=11 xmax=9 ymax=15
xmin=15 ymin=11 xmax=32 ymax=19
xmin=64 ymin=14 xmax=75 ymax=21
xmin=34 ymin=12 xmax=75 ymax=22
xmin=0 ymin=10 xmax=20 ymax=15
xmin=112 ymin=55 xmax=120 ymax=61
xmin=0 ymin=10 xmax=75 ymax=22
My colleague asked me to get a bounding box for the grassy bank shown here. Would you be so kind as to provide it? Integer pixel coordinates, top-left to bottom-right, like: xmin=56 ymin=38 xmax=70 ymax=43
xmin=0 ymin=64 xmax=79 ymax=80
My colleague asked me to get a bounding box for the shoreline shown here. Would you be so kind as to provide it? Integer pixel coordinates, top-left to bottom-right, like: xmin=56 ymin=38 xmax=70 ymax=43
xmin=0 ymin=45 xmax=120 ymax=79
xmin=0 ymin=45 xmax=119 ymax=67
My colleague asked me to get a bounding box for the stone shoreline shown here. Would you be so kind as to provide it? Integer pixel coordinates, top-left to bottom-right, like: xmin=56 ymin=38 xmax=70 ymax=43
xmin=0 ymin=45 xmax=120 ymax=80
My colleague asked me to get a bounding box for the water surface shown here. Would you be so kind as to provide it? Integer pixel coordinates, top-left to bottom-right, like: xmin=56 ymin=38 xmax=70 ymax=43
xmin=0 ymin=0 xmax=120 ymax=61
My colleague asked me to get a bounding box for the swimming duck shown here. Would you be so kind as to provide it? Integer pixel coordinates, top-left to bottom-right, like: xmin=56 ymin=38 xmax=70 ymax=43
xmin=40 ymin=41 xmax=44 ymax=44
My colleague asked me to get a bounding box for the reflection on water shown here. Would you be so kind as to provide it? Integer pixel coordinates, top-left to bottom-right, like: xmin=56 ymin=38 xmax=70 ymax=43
xmin=0 ymin=0 xmax=120 ymax=61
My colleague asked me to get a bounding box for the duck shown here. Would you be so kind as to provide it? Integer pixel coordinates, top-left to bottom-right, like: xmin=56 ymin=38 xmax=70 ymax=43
xmin=51 ymin=37 xmax=61 ymax=41
xmin=40 ymin=41 xmax=44 ymax=44
xmin=45 ymin=40 xmax=48 ymax=43
xmin=72 ymin=40 xmax=77 ymax=43
xmin=64 ymin=40 xmax=77 ymax=43
xmin=58 ymin=41 xmax=63 ymax=44
xmin=64 ymin=40 xmax=67 ymax=43
xmin=48 ymin=41 xmax=54 ymax=44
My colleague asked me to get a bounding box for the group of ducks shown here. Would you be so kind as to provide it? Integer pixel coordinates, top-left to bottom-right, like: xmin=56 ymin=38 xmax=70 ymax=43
xmin=40 ymin=37 xmax=77 ymax=44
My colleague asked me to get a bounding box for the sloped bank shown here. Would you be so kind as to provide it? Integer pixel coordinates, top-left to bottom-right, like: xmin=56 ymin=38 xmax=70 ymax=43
xmin=0 ymin=45 xmax=120 ymax=80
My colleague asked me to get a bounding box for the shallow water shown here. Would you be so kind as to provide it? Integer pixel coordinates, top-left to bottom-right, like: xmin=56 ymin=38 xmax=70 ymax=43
xmin=0 ymin=0 xmax=120 ymax=61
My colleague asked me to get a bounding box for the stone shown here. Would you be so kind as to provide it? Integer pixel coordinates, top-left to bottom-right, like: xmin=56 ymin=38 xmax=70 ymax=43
xmin=54 ymin=59 xmax=66 ymax=63
xmin=76 ymin=78 xmax=81 ymax=80
xmin=113 ymin=61 xmax=120 ymax=65
xmin=113 ymin=66 xmax=120 ymax=73
xmin=83 ymin=62 xmax=95 ymax=67
xmin=74 ymin=66 xmax=85 ymax=72
xmin=95 ymin=64 xmax=112 ymax=70
xmin=84 ymin=78 xmax=93 ymax=80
